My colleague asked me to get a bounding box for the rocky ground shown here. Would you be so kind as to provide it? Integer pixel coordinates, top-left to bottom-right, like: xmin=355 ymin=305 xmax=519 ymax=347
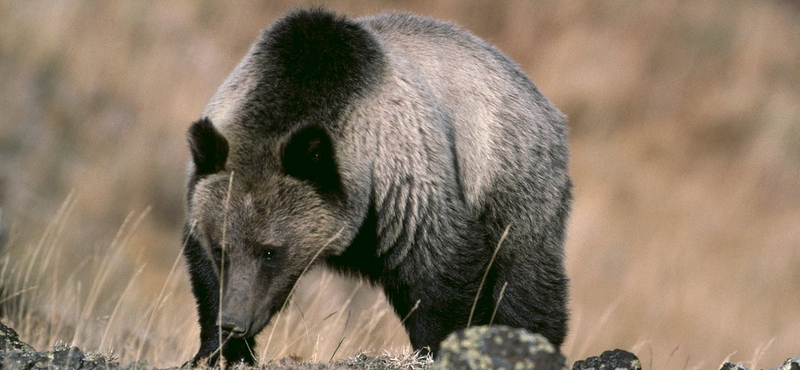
xmin=1 ymin=322 xmax=798 ymax=370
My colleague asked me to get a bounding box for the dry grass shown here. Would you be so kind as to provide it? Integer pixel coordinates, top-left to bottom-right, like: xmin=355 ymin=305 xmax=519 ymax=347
xmin=1 ymin=1 xmax=799 ymax=369
xmin=0 ymin=197 xmax=411 ymax=366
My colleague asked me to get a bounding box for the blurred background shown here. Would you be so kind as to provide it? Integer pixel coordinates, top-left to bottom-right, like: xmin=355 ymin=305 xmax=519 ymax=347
xmin=1 ymin=0 xmax=799 ymax=369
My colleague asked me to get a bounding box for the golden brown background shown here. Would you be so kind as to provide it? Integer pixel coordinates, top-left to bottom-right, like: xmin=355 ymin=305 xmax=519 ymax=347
xmin=1 ymin=1 xmax=799 ymax=369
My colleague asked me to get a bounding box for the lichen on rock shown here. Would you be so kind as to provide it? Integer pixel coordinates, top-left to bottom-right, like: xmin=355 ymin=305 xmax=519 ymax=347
xmin=571 ymin=349 xmax=641 ymax=370
xmin=1 ymin=322 xmax=34 ymax=353
xmin=1 ymin=322 xmax=119 ymax=370
xmin=719 ymin=362 xmax=750 ymax=370
xmin=433 ymin=325 xmax=567 ymax=370
xmin=762 ymin=356 xmax=800 ymax=370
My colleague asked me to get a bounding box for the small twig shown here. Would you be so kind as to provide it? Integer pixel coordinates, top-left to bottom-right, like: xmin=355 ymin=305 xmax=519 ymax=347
xmin=489 ymin=281 xmax=508 ymax=325
xmin=468 ymin=224 xmax=511 ymax=327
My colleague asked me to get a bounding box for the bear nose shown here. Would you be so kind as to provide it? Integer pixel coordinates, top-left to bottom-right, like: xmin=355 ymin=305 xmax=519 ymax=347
xmin=220 ymin=315 xmax=249 ymax=338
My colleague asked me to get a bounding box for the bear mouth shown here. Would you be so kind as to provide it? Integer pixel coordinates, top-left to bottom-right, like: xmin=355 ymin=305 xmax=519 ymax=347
xmin=247 ymin=312 xmax=275 ymax=338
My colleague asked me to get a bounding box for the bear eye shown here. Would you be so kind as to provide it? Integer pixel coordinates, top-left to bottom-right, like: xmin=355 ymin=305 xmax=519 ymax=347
xmin=259 ymin=246 xmax=280 ymax=266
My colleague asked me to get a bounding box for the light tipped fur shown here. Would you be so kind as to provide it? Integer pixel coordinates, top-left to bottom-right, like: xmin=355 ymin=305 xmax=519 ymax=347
xmin=182 ymin=8 xmax=571 ymax=366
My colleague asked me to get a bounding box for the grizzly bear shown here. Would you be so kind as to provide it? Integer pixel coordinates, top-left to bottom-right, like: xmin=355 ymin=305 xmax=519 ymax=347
xmin=182 ymin=8 xmax=571 ymax=366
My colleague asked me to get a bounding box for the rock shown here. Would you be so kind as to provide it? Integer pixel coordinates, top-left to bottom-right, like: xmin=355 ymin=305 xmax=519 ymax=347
xmin=763 ymin=356 xmax=800 ymax=370
xmin=433 ymin=325 xmax=567 ymax=370
xmin=0 ymin=322 xmax=117 ymax=370
xmin=0 ymin=322 xmax=34 ymax=352
xmin=719 ymin=363 xmax=750 ymax=370
xmin=1 ymin=344 xmax=116 ymax=370
xmin=572 ymin=349 xmax=641 ymax=370
xmin=721 ymin=356 xmax=800 ymax=370
xmin=784 ymin=357 xmax=800 ymax=370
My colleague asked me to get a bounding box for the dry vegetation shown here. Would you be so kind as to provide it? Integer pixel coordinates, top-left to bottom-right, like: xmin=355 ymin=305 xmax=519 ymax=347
xmin=1 ymin=1 xmax=799 ymax=369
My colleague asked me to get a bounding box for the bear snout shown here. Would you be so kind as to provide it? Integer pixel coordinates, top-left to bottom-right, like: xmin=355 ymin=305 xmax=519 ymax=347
xmin=220 ymin=314 xmax=251 ymax=338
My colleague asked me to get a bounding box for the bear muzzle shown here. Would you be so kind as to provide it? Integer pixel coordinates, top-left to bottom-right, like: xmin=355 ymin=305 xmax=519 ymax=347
xmin=219 ymin=314 xmax=251 ymax=338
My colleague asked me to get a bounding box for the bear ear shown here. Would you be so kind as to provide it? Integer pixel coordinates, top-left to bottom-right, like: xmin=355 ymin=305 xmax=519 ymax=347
xmin=282 ymin=125 xmax=341 ymax=197
xmin=188 ymin=118 xmax=229 ymax=177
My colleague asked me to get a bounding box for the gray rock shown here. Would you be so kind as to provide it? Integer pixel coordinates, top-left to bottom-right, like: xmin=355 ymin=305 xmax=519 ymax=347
xmin=433 ymin=325 xmax=567 ymax=370
xmin=0 ymin=322 xmax=34 ymax=352
xmin=572 ymin=349 xmax=641 ymax=370
xmin=784 ymin=357 xmax=800 ymax=370
xmin=721 ymin=356 xmax=800 ymax=370
xmin=719 ymin=363 xmax=750 ymax=370
xmin=1 ymin=345 xmax=117 ymax=370
xmin=0 ymin=323 xmax=117 ymax=370
xmin=763 ymin=356 xmax=800 ymax=370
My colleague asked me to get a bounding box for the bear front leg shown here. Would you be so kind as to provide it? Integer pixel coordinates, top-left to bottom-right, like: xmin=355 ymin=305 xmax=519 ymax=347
xmin=183 ymin=227 xmax=256 ymax=366
xmin=399 ymin=297 xmax=481 ymax=358
xmin=190 ymin=329 xmax=221 ymax=367
xmin=404 ymin=310 xmax=446 ymax=357
xmin=392 ymin=286 xmax=490 ymax=358
xmin=191 ymin=329 xmax=256 ymax=366
xmin=387 ymin=255 xmax=496 ymax=358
